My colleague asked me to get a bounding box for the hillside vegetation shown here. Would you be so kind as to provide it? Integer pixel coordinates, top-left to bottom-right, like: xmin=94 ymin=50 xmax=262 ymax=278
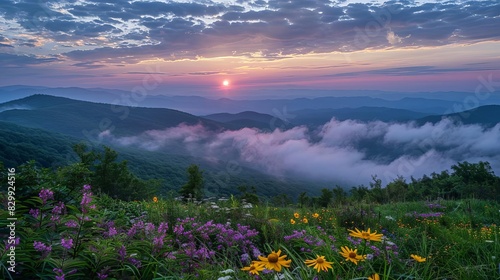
xmin=1 ymin=161 xmax=499 ymax=279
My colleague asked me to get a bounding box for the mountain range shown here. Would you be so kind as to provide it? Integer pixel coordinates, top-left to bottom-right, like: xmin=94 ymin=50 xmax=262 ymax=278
xmin=1 ymin=89 xmax=500 ymax=199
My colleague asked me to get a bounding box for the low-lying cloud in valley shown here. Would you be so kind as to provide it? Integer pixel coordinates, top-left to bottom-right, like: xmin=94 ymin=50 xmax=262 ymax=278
xmin=100 ymin=118 xmax=500 ymax=187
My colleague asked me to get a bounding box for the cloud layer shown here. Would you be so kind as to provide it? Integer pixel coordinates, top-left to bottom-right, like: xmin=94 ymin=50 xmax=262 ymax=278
xmin=1 ymin=0 xmax=499 ymax=63
xmin=100 ymin=118 xmax=500 ymax=187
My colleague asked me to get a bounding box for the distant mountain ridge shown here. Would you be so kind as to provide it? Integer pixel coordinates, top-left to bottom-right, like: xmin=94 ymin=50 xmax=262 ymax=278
xmin=417 ymin=105 xmax=500 ymax=127
xmin=0 ymin=94 xmax=226 ymax=139
xmin=203 ymin=111 xmax=288 ymax=130
xmin=3 ymin=85 xmax=500 ymax=116
xmin=290 ymin=107 xmax=431 ymax=126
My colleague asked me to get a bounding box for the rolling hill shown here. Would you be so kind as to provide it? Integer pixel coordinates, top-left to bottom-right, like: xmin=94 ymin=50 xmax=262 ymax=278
xmin=417 ymin=105 xmax=500 ymax=127
xmin=290 ymin=107 xmax=431 ymax=126
xmin=203 ymin=111 xmax=289 ymax=130
xmin=0 ymin=94 xmax=226 ymax=139
xmin=0 ymin=120 xmax=320 ymax=199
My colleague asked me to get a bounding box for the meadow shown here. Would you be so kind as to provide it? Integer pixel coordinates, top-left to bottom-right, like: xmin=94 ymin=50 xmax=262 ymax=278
xmin=2 ymin=183 xmax=499 ymax=280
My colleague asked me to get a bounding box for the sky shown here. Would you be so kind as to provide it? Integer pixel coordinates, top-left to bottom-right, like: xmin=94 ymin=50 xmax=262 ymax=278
xmin=1 ymin=0 xmax=500 ymax=98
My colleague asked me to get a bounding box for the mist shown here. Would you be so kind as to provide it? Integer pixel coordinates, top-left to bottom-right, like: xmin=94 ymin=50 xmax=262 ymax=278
xmin=99 ymin=118 xmax=500 ymax=187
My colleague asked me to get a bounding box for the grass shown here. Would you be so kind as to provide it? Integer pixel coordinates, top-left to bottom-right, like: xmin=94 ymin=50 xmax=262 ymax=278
xmin=1 ymin=186 xmax=500 ymax=280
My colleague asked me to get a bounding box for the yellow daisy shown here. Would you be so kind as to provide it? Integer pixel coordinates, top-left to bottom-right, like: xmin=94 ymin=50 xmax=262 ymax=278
xmin=339 ymin=246 xmax=365 ymax=265
xmin=290 ymin=219 xmax=296 ymax=224
xmin=241 ymin=261 xmax=265 ymax=275
xmin=368 ymin=273 xmax=380 ymax=280
xmin=348 ymin=228 xmax=383 ymax=242
xmin=294 ymin=212 xmax=300 ymax=219
xmin=312 ymin=213 xmax=320 ymax=218
xmin=302 ymin=217 xmax=308 ymax=223
xmin=256 ymin=249 xmax=291 ymax=272
xmin=153 ymin=196 xmax=158 ymax=203
xmin=410 ymin=254 xmax=426 ymax=263
xmin=304 ymin=255 xmax=333 ymax=272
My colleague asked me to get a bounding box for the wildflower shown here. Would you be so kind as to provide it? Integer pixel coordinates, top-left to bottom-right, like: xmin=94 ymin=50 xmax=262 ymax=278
xmin=83 ymin=184 xmax=92 ymax=192
xmin=39 ymin=188 xmax=54 ymax=204
xmin=29 ymin=208 xmax=40 ymax=219
xmin=312 ymin=213 xmax=319 ymax=218
xmin=65 ymin=220 xmax=78 ymax=228
xmin=304 ymin=255 xmax=333 ymax=272
xmin=410 ymin=254 xmax=426 ymax=263
xmin=290 ymin=219 xmax=296 ymax=225
xmin=108 ymin=227 xmax=118 ymax=237
xmin=302 ymin=217 xmax=308 ymax=223
xmin=61 ymin=238 xmax=73 ymax=250
xmin=220 ymin=269 xmax=235 ymax=274
xmin=241 ymin=261 xmax=265 ymax=275
xmin=54 ymin=268 xmax=65 ymax=280
xmin=348 ymin=228 xmax=383 ymax=242
xmin=294 ymin=212 xmax=300 ymax=219
xmin=256 ymin=249 xmax=291 ymax=272
xmin=153 ymin=196 xmax=158 ymax=203
xmin=368 ymin=273 xmax=380 ymax=280
xmin=34 ymin=241 xmax=52 ymax=258
xmin=339 ymin=246 xmax=365 ymax=265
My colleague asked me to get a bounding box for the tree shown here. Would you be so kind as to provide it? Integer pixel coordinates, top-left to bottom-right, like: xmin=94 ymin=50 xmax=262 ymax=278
xmin=368 ymin=175 xmax=386 ymax=204
xmin=237 ymin=185 xmax=260 ymax=205
xmin=350 ymin=185 xmax=369 ymax=202
xmin=332 ymin=185 xmax=347 ymax=206
xmin=298 ymin=192 xmax=309 ymax=208
xmin=179 ymin=164 xmax=204 ymax=200
xmin=385 ymin=176 xmax=408 ymax=202
xmin=73 ymin=144 xmax=160 ymax=201
xmin=318 ymin=188 xmax=333 ymax=207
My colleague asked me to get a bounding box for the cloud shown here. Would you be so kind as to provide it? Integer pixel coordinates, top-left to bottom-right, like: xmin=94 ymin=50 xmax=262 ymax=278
xmin=386 ymin=30 xmax=404 ymax=45
xmin=99 ymin=118 xmax=500 ymax=187
xmin=0 ymin=53 xmax=59 ymax=67
xmin=1 ymin=0 xmax=499 ymax=64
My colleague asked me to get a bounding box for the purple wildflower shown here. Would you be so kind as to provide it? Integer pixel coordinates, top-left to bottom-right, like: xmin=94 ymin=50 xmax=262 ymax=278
xmin=83 ymin=184 xmax=92 ymax=192
xmin=118 ymin=245 xmax=127 ymax=262
xmin=39 ymin=189 xmax=54 ymax=204
xmin=29 ymin=208 xmax=40 ymax=219
xmin=61 ymin=238 xmax=73 ymax=250
xmin=54 ymin=268 xmax=65 ymax=280
xmin=108 ymin=227 xmax=118 ymax=237
xmin=33 ymin=241 xmax=52 ymax=258
xmin=65 ymin=220 xmax=78 ymax=228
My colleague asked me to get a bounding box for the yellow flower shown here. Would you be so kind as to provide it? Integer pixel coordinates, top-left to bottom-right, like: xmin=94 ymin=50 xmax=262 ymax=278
xmin=241 ymin=261 xmax=265 ymax=275
xmin=256 ymin=249 xmax=291 ymax=272
xmin=153 ymin=196 xmax=158 ymax=203
xmin=290 ymin=219 xmax=296 ymax=225
xmin=339 ymin=246 xmax=365 ymax=265
xmin=302 ymin=217 xmax=308 ymax=223
xmin=368 ymin=273 xmax=380 ymax=280
xmin=348 ymin=228 xmax=383 ymax=242
xmin=304 ymin=255 xmax=333 ymax=272
xmin=312 ymin=213 xmax=319 ymax=218
xmin=410 ymin=254 xmax=426 ymax=263
xmin=294 ymin=212 xmax=300 ymax=219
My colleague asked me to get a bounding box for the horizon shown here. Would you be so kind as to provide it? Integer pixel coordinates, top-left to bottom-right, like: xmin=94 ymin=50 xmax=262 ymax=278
xmin=1 ymin=0 xmax=499 ymax=99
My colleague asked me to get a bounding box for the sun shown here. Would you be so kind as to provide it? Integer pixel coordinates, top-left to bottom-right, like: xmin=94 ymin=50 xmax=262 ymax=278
xmin=222 ymin=79 xmax=230 ymax=87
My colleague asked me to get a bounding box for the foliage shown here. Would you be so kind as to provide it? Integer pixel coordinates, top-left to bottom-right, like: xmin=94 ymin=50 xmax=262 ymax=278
xmin=179 ymin=164 xmax=204 ymax=200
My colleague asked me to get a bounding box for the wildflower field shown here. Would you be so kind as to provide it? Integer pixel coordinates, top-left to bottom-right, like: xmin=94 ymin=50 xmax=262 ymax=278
xmin=2 ymin=184 xmax=499 ymax=280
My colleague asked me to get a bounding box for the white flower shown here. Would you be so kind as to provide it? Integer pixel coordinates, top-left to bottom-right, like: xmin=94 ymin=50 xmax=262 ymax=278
xmin=217 ymin=276 xmax=232 ymax=280
xmin=220 ymin=269 xmax=234 ymax=274
xmin=385 ymin=215 xmax=395 ymax=221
